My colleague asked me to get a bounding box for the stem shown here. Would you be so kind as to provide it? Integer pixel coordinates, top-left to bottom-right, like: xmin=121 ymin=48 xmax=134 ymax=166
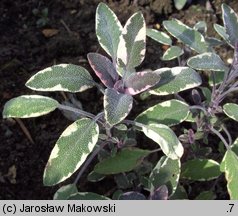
xmin=218 ymin=87 xmax=238 ymax=100
xmin=150 ymin=148 xmax=162 ymax=153
xmin=209 ymin=126 xmax=230 ymax=150
xmin=58 ymin=104 xmax=95 ymax=119
xmin=73 ymin=142 xmax=108 ymax=184
xmin=221 ymin=125 xmax=232 ymax=146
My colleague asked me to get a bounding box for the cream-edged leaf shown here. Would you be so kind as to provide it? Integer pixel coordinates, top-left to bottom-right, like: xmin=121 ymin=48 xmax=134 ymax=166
xmin=146 ymin=28 xmax=172 ymax=45
xmin=223 ymin=103 xmax=238 ymax=122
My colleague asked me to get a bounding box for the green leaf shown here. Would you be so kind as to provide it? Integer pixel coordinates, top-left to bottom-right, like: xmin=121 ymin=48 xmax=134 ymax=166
xmin=53 ymin=184 xmax=78 ymax=200
xmin=161 ymin=46 xmax=184 ymax=61
xmin=209 ymin=71 xmax=225 ymax=86
xmin=136 ymin=99 xmax=189 ymax=126
xmin=231 ymin=138 xmax=238 ymax=156
xmin=150 ymin=67 xmax=202 ymax=95
xmin=213 ymin=24 xmax=232 ymax=47
xmin=174 ymin=0 xmax=187 ymax=10
xmin=68 ymin=192 xmax=110 ymax=200
xmin=205 ymin=37 xmax=223 ymax=47
xmin=169 ymin=185 xmax=187 ymax=200
xmin=187 ymin=52 xmax=229 ymax=72
xmin=96 ymin=3 xmax=122 ymax=59
xmin=87 ymin=171 xmax=105 ymax=182
xmin=26 ymin=64 xmax=94 ymax=92
xmin=141 ymin=123 xmax=184 ymax=159
xmin=2 ymin=95 xmax=58 ymax=118
xmin=181 ymin=159 xmax=221 ymax=181
xmin=104 ymin=88 xmax=133 ymax=126
xmin=220 ymin=149 xmax=238 ymax=200
xmin=222 ymin=4 xmax=238 ymax=47
xmin=195 ymin=191 xmax=215 ymax=200
xmin=117 ymin=12 xmax=146 ymax=70
xmin=94 ymin=148 xmax=150 ymax=175
xmin=193 ymin=21 xmax=207 ymax=35
xmin=163 ymin=19 xmax=209 ymax=53
xmin=43 ymin=118 xmax=99 ymax=186
xmin=223 ymin=103 xmax=238 ymax=122
xmin=146 ymin=28 xmax=172 ymax=45
xmin=150 ymin=156 xmax=181 ymax=196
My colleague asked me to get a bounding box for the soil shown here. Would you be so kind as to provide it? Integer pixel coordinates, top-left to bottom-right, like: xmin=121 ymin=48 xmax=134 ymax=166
xmin=0 ymin=0 xmax=238 ymax=199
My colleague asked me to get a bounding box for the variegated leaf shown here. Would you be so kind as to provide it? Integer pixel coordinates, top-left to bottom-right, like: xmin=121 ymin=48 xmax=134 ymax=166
xmin=140 ymin=123 xmax=184 ymax=159
xmin=104 ymin=88 xmax=133 ymax=126
xmin=223 ymin=103 xmax=238 ymax=122
xmin=117 ymin=12 xmax=146 ymax=70
xmin=222 ymin=4 xmax=238 ymax=47
xmin=68 ymin=192 xmax=110 ymax=200
xmin=193 ymin=21 xmax=207 ymax=35
xmin=43 ymin=118 xmax=99 ymax=186
xmin=136 ymin=99 xmax=189 ymax=126
xmin=187 ymin=52 xmax=229 ymax=72
xmin=3 ymin=95 xmax=58 ymax=118
xmin=26 ymin=64 xmax=94 ymax=92
xmin=161 ymin=46 xmax=184 ymax=61
xmin=150 ymin=156 xmax=181 ymax=196
xmin=220 ymin=149 xmax=238 ymax=200
xmin=87 ymin=53 xmax=118 ymax=88
xmin=205 ymin=37 xmax=223 ymax=47
xmin=146 ymin=28 xmax=172 ymax=45
xmin=181 ymin=159 xmax=221 ymax=181
xmin=124 ymin=71 xmax=161 ymax=95
xmin=163 ymin=19 xmax=209 ymax=53
xmin=96 ymin=3 xmax=123 ymax=59
xmin=213 ymin=24 xmax=232 ymax=47
xmin=150 ymin=67 xmax=202 ymax=95
xmin=174 ymin=0 xmax=187 ymax=10
xmin=53 ymin=184 xmax=78 ymax=200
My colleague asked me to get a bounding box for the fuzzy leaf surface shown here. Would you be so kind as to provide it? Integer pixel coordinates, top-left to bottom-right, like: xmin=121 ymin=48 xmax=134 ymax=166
xmin=3 ymin=95 xmax=58 ymax=118
xmin=104 ymin=88 xmax=133 ymax=126
xmin=161 ymin=46 xmax=184 ymax=61
xmin=146 ymin=28 xmax=172 ymax=45
xmin=163 ymin=19 xmax=208 ymax=53
xmin=26 ymin=64 xmax=94 ymax=92
xmin=150 ymin=67 xmax=202 ymax=95
xmin=96 ymin=3 xmax=122 ymax=59
xmin=124 ymin=71 xmax=160 ymax=95
xmin=87 ymin=53 xmax=118 ymax=88
xmin=43 ymin=118 xmax=99 ymax=186
xmin=187 ymin=52 xmax=229 ymax=72
xmin=141 ymin=123 xmax=184 ymax=159
xmin=150 ymin=156 xmax=181 ymax=196
xmin=53 ymin=184 xmax=78 ymax=200
xmin=117 ymin=12 xmax=146 ymax=70
xmin=136 ymin=99 xmax=189 ymax=127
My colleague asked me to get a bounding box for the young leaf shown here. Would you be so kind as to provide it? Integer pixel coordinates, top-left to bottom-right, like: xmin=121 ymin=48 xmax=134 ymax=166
xmin=119 ymin=192 xmax=146 ymax=200
xmin=87 ymin=171 xmax=105 ymax=182
xmin=169 ymin=185 xmax=188 ymax=200
xmin=96 ymin=3 xmax=122 ymax=59
xmin=187 ymin=52 xmax=229 ymax=72
xmin=136 ymin=99 xmax=189 ymax=126
xmin=68 ymin=192 xmax=110 ymax=200
xmin=223 ymin=103 xmax=238 ymax=122
xmin=53 ymin=184 xmax=78 ymax=200
xmin=193 ymin=21 xmax=207 ymax=35
xmin=43 ymin=118 xmax=99 ymax=186
xmin=117 ymin=12 xmax=146 ymax=70
xmin=2 ymin=95 xmax=58 ymax=118
xmin=150 ymin=185 xmax=168 ymax=200
xmin=174 ymin=0 xmax=187 ymax=10
xmin=181 ymin=159 xmax=221 ymax=181
xmin=222 ymin=4 xmax=238 ymax=47
xmin=163 ymin=19 xmax=209 ymax=53
xmin=87 ymin=53 xmax=118 ymax=88
xmin=124 ymin=71 xmax=161 ymax=95
xmin=146 ymin=28 xmax=172 ymax=45
xmin=213 ymin=24 xmax=232 ymax=47
xmin=104 ymin=88 xmax=133 ymax=126
xmin=161 ymin=46 xmax=184 ymax=61
xmin=150 ymin=67 xmax=202 ymax=95
xmin=220 ymin=149 xmax=238 ymax=200
xmin=141 ymin=123 xmax=184 ymax=159
xmin=94 ymin=148 xmax=150 ymax=175
xmin=209 ymin=71 xmax=224 ymax=86
xmin=150 ymin=156 xmax=181 ymax=196
xmin=26 ymin=64 xmax=94 ymax=92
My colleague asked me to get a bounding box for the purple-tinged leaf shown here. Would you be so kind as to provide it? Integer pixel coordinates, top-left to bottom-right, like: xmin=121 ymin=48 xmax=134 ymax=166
xmin=87 ymin=53 xmax=118 ymax=88
xmin=150 ymin=185 xmax=168 ymax=200
xmin=104 ymin=88 xmax=133 ymax=126
xmin=124 ymin=71 xmax=160 ymax=95
xmin=119 ymin=191 xmax=146 ymax=200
